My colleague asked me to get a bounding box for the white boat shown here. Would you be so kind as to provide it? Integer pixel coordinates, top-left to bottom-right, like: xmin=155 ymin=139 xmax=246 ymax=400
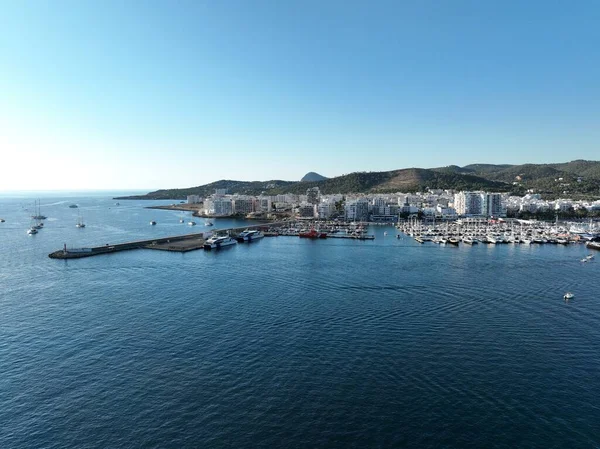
xmin=236 ymin=229 xmax=264 ymax=242
xmin=586 ymin=254 xmax=595 ymax=260
xmin=27 ymin=227 xmax=38 ymax=235
xmin=188 ymin=221 xmax=196 ymax=226
xmin=462 ymin=236 xmax=477 ymax=245
xmin=150 ymin=220 xmax=157 ymax=225
xmin=179 ymin=218 xmax=185 ymax=223
xmin=563 ymin=292 xmax=574 ymax=300
xmin=586 ymin=241 xmax=600 ymax=251
xmin=204 ymin=235 xmax=237 ymax=250
xmin=205 ymin=221 xmax=214 ymax=226
xmin=0 ymin=218 xmax=5 ymax=222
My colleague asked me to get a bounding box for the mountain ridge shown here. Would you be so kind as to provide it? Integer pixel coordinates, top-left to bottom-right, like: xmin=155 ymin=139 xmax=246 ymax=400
xmin=115 ymin=160 xmax=600 ymax=200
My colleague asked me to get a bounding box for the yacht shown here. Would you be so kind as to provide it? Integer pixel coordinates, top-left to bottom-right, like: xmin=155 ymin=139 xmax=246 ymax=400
xmin=586 ymin=241 xmax=600 ymax=251
xmin=204 ymin=235 xmax=237 ymax=250
xmin=236 ymin=229 xmax=264 ymax=242
xmin=447 ymin=237 xmax=460 ymax=246
xmin=462 ymin=236 xmax=477 ymax=245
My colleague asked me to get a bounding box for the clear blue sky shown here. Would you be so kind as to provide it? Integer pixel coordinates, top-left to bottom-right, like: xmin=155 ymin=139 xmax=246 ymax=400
xmin=1 ymin=0 xmax=599 ymax=190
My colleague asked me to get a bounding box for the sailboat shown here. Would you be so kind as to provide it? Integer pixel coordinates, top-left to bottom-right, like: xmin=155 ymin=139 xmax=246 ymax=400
xmin=76 ymin=213 xmax=86 ymax=228
xmin=32 ymin=199 xmax=47 ymax=220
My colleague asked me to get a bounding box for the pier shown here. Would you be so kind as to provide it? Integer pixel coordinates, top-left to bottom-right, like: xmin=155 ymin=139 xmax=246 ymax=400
xmin=48 ymin=222 xmax=285 ymax=259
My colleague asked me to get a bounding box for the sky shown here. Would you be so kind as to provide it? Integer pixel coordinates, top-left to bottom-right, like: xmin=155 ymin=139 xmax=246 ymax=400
xmin=1 ymin=0 xmax=599 ymax=191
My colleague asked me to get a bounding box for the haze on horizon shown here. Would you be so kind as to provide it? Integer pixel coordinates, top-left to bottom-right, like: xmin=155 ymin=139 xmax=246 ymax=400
xmin=1 ymin=0 xmax=599 ymax=192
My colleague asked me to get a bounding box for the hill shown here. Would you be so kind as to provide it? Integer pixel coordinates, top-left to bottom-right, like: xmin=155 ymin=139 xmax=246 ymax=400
xmin=115 ymin=160 xmax=600 ymax=200
xmin=300 ymin=172 xmax=328 ymax=182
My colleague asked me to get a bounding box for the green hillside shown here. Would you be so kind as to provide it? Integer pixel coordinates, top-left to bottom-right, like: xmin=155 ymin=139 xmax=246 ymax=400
xmin=115 ymin=160 xmax=600 ymax=200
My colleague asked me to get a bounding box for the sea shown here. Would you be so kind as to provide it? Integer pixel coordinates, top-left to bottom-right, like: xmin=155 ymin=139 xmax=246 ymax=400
xmin=1 ymin=193 xmax=599 ymax=449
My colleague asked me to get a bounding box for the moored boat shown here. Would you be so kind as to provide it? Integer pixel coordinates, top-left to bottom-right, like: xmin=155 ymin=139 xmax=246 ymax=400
xmin=586 ymin=241 xmax=600 ymax=251
xmin=236 ymin=229 xmax=264 ymax=242
xmin=299 ymin=229 xmax=327 ymax=239
xmin=204 ymin=235 xmax=237 ymax=250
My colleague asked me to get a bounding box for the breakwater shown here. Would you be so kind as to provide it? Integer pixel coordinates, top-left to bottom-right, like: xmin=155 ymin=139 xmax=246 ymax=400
xmin=48 ymin=222 xmax=286 ymax=259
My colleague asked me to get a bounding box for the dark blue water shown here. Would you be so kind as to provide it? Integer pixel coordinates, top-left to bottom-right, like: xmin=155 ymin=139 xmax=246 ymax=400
xmin=1 ymin=194 xmax=599 ymax=448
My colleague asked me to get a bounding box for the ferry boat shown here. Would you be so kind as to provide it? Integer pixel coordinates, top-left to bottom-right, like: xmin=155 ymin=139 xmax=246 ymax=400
xmin=236 ymin=229 xmax=264 ymax=242
xmin=204 ymin=235 xmax=237 ymax=250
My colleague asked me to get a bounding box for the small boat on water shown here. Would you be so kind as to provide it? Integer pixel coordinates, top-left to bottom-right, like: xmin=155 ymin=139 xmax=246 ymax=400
xmin=0 ymin=218 xmax=5 ymax=222
xmin=150 ymin=220 xmax=157 ymax=225
xmin=188 ymin=221 xmax=196 ymax=226
xmin=69 ymin=204 xmax=78 ymax=208
xmin=204 ymin=235 xmax=237 ymax=250
xmin=586 ymin=254 xmax=595 ymax=260
xmin=27 ymin=227 xmax=38 ymax=235
xmin=586 ymin=241 xmax=600 ymax=251
xmin=179 ymin=218 xmax=185 ymax=223
xmin=205 ymin=221 xmax=214 ymax=226
xmin=564 ymin=292 xmax=574 ymax=300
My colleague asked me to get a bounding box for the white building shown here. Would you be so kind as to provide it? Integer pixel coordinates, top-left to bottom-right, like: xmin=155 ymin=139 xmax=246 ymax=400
xmin=345 ymin=198 xmax=369 ymax=221
xmin=317 ymin=201 xmax=334 ymax=219
xmin=205 ymin=197 xmax=234 ymax=216
xmin=256 ymin=196 xmax=272 ymax=212
xmin=454 ymin=192 xmax=483 ymax=216
xmin=233 ymin=196 xmax=256 ymax=215
xmin=187 ymin=195 xmax=201 ymax=204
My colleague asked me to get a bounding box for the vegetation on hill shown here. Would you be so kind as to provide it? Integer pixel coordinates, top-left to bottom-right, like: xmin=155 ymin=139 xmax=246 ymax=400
xmin=115 ymin=160 xmax=600 ymax=200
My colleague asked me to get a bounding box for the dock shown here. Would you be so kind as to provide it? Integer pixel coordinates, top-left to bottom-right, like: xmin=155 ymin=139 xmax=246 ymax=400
xmin=48 ymin=222 xmax=285 ymax=259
